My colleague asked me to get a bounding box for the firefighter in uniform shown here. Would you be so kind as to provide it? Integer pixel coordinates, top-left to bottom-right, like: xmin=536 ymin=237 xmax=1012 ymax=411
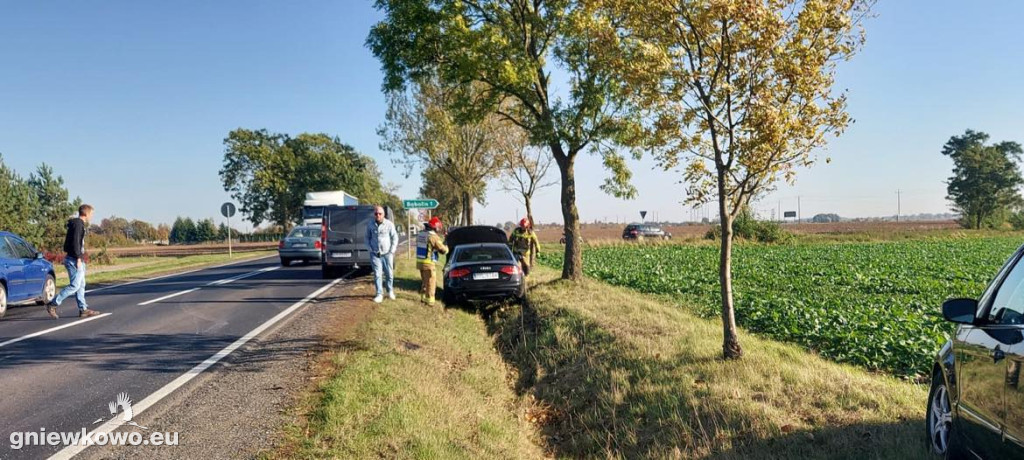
xmin=508 ymin=218 xmax=540 ymax=276
xmin=416 ymin=217 xmax=448 ymax=305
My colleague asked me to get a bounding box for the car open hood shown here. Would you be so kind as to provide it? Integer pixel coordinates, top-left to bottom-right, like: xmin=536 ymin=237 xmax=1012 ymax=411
xmin=445 ymin=226 xmax=508 ymax=252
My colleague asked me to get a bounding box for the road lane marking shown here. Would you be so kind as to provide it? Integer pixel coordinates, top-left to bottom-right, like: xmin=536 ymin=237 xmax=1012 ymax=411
xmin=0 ymin=313 xmax=112 ymax=349
xmin=137 ymin=288 xmax=201 ymax=306
xmin=206 ymin=266 xmax=280 ymax=286
xmin=49 ymin=274 xmax=349 ymax=460
xmin=137 ymin=265 xmax=279 ymax=305
xmin=84 ymin=254 xmax=276 ymax=294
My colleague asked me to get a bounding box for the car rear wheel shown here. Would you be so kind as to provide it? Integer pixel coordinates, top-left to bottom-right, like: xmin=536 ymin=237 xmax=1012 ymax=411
xmin=321 ymin=265 xmax=334 ymax=279
xmin=927 ymin=372 xmax=959 ymax=458
xmin=0 ymin=283 xmax=7 ymax=319
xmin=35 ymin=274 xmax=56 ymax=305
xmin=442 ymin=288 xmax=457 ymax=307
xmin=281 ymin=257 xmax=292 ymax=267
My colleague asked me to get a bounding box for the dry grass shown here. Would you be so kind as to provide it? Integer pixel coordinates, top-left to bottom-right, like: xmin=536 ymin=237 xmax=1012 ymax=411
xmin=534 ymin=220 xmax=964 ymax=244
xmin=492 ymin=265 xmax=931 ymax=459
xmin=274 ymin=258 xmax=545 ymax=459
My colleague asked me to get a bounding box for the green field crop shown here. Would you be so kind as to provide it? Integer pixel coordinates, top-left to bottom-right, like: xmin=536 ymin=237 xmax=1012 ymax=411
xmin=538 ymin=237 xmax=1024 ymax=377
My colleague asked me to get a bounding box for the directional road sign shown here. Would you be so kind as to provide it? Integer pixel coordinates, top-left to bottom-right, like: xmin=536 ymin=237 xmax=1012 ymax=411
xmin=403 ymin=199 xmax=439 ymax=209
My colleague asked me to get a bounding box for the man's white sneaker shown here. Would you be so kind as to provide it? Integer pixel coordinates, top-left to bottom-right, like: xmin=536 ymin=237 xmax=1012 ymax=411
xmin=373 ymin=295 xmax=383 ymax=303
xmin=388 ymin=291 xmax=396 ymax=300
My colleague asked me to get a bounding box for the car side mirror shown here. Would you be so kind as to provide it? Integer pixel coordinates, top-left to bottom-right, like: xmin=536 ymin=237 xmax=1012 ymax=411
xmin=35 ymin=252 xmax=46 ymax=260
xmin=943 ymin=298 xmax=979 ymax=324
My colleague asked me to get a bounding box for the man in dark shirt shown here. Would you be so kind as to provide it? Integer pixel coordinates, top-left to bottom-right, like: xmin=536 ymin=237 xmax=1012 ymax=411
xmin=46 ymin=204 xmax=101 ymax=318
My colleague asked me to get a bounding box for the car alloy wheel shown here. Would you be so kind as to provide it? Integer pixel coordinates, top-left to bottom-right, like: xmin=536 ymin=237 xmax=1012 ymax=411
xmin=0 ymin=284 xmax=7 ymax=319
xmin=44 ymin=276 xmax=56 ymax=302
xmin=927 ymin=378 xmax=953 ymax=455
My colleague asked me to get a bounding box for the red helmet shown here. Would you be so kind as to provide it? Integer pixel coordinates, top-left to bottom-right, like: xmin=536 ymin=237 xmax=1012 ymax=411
xmin=519 ymin=218 xmax=530 ymax=228
xmin=428 ymin=217 xmax=442 ymax=230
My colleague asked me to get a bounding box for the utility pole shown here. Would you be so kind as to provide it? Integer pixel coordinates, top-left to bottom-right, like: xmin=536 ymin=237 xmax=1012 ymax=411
xmin=896 ymin=189 xmax=901 ymax=223
xmin=778 ymin=200 xmax=782 ymax=223
xmin=797 ymin=196 xmax=802 ymax=222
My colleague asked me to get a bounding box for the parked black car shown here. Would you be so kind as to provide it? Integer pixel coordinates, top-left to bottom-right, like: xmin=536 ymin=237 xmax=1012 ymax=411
xmin=442 ymin=226 xmax=525 ymax=306
xmin=320 ymin=205 xmax=392 ymax=278
xmin=622 ymin=223 xmax=672 ymax=240
xmin=929 ymin=243 xmax=1024 ymax=458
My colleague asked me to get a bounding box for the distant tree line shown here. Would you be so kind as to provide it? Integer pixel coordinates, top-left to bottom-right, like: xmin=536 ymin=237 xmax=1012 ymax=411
xmin=168 ymin=217 xmax=242 ymax=244
xmin=0 ymin=155 xmax=81 ymax=251
xmin=219 ymin=129 xmax=405 ymax=230
xmin=942 ymin=130 xmax=1024 ymax=230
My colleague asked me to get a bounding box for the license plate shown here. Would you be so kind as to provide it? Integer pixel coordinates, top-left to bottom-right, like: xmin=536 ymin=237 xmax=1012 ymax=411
xmin=473 ymin=272 xmax=499 ymax=280
xmin=332 ymin=252 xmax=352 ymax=258
xmin=292 ymin=243 xmax=308 ymax=247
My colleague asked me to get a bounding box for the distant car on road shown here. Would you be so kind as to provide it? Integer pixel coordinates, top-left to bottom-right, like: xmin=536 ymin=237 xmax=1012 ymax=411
xmin=928 ymin=243 xmax=1024 ymax=458
xmin=442 ymin=226 xmax=525 ymax=306
xmin=320 ymin=205 xmax=393 ymax=278
xmin=622 ymin=223 xmax=672 ymax=240
xmin=0 ymin=231 xmax=57 ymax=319
xmin=278 ymin=226 xmax=322 ymax=266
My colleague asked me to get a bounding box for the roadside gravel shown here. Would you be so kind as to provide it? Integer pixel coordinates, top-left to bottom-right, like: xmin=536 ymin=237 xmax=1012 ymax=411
xmin=80 ymin=276 xmax=378 ymax=460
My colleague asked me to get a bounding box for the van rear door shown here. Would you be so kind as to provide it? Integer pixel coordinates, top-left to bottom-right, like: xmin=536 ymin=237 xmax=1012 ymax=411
xmin=325 ymin=206 xmax=378 ymax=266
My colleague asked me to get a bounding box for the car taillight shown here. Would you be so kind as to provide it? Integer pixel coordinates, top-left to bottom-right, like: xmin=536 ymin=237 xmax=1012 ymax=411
xmin=321 ymin=221 xmax=327 ymax=245
xmin=314 ymin=240 xmax=322 ymax=250
xmin=278 ymin=240 xmax=285 ymax=249
xmin=449 ymin=268 xmax=471 ymax=278
xmin=500 ymin=265 xmax=520 ymax=275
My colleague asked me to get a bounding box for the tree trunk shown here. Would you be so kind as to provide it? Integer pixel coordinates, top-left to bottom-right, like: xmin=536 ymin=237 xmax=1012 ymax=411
xmin=463 ymin=191 xmax=474 ymax=226
xmin=553 ymin=146 xmax=582 ymax=281
xmin=717 ymin=174 xmax=743 ymax=360
xmin=525 ymin=196 xmax=535 ymax=266
xmin=524 ymin=196 xmax=534 ymax=229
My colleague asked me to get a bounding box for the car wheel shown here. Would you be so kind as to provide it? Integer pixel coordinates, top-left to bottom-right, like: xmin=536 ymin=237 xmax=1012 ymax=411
xmin=281 ymin=258 xmax=291 ymax=267
xmin=36 ymin=274 xmax=56 ymax=306
xmin=321 ymin=265 xmax=334 ymax=279
xmin=0 ymin=283 xmax=7 ymax=319
xmin=442 ymin=288 xmax=457 ymax=307
xmin=927 ymin=371 xmax=959 ymax=458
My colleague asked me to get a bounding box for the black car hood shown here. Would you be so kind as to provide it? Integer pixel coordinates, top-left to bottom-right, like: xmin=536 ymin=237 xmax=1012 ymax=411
xmin=445 ymin=226 xmax=508 ymax=252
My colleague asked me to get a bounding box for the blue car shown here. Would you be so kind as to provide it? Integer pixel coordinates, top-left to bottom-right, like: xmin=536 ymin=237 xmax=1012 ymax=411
xmin=0 ymin=231 xmax=57 ymax=319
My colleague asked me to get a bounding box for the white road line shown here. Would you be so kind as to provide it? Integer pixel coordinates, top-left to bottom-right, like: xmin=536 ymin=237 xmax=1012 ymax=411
xmin=136 ymin=288 xmax=201 ymax=306
xmin=206 ymin=266 xmax=280 ymax=286
xmin=0 ymin=313 xmax=112 ymax=349
xmin=84 ymin=254 xmax=276 ymax=294
xmin=49 ymin=276 xmax=346 ymax=460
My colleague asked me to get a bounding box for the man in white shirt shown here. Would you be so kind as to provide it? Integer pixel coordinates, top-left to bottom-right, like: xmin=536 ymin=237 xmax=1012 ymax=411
xmin=366 ymin=206 xmax=399 ymax=303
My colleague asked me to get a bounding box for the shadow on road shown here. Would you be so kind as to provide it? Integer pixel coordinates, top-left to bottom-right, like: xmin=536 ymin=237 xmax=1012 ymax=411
xmin=0 ymin=333 xmax=337 ymax=373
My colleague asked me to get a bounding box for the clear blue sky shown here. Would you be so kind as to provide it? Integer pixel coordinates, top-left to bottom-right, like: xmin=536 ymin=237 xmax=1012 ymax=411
xmin=1 ymin=1 xmax=1022 ymax=228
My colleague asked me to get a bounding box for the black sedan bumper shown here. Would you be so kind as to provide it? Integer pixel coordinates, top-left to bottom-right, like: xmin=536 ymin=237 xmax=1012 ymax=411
xmin=444 ymin=279 xmax=524 ymax=301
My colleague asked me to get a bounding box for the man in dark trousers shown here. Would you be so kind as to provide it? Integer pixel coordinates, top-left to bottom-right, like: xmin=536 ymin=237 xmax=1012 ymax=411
xmin=46 ymin=204 xmax=101 ymax=318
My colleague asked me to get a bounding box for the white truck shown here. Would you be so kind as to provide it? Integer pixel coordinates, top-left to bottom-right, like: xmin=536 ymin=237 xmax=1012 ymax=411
xmin=301 ymin=190 xmax=358 ymax=225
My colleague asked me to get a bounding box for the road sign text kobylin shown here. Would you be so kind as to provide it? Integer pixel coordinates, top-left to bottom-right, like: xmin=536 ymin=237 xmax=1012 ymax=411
xmin=403 ymin=199 xmax=438 ymax=209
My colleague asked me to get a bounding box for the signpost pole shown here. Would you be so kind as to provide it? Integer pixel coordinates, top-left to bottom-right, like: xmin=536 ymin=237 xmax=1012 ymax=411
xmin=221 ymin=202 xmax=237 ymax=258
xmin=228 ymin=212 xmax=233 ymax=258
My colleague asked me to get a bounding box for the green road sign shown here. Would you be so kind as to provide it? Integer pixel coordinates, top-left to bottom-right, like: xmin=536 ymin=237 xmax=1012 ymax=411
xmin=403 ymin=199 xmax=439 ymax=209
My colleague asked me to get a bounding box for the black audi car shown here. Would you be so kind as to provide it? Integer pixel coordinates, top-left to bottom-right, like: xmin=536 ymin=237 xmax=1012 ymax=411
xmin=441 ymin=226 xmax=525 ymax=306
xmin=929 ymin=243 xmax=1024 ymax=458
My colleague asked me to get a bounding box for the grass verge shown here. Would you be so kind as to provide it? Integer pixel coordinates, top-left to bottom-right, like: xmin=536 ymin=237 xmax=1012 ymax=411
xmin=492 ymin=264 xmax=931 ymax=459
xmin=273 ymin=257 xmax=544 ymax=459
xmin=55 ymin=251 xmax=276 ymax=286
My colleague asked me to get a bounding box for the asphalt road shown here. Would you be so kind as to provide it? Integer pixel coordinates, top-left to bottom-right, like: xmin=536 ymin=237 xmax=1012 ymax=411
xmin=0 ymin=256 xmax=344 ymax=460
